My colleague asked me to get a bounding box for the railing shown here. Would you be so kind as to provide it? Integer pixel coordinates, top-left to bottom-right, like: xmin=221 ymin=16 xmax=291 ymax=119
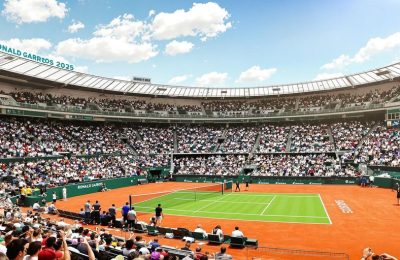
xmin=246 ymin=246 xmax=350 ymax=260
xmin=0 ymin=99 xmax=389 ymax=119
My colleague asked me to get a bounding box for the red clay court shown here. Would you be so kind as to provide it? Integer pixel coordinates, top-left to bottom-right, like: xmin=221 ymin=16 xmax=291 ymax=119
xmin=54 ymin=182 xmax=400 ymax=259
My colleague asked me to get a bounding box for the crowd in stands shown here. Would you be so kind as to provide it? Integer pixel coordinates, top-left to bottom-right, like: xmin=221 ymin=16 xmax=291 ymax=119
xmin=0 ymin=155 xmax=148 ymax=193
xmin=174 ymin=155 xmax=246 ymax=176
xmin=176 ymin=127 xmax=223 ymax=153
xmin=249 ymin=154 xmax=344 ymax=177
xmin=126 ymin=127 xmax=174 ymax=155
xmin=0 ymin=117 xmax=129 ymax=158
xmin=1 ymin=114 xmax=400 ymax=183
xmin=217 ymin=127 xmax=258 ymax=153
xmin=2 ymin=84 xmax=399 ymax=116
xmin=257 ymin=126 xmax=290 ymax=153
xmin=331 ymin=121 xmax=373 ymax=150
xmin=0 ymin=206 xmax=237 ymax=260
xmin=290 ymin=124 xmax=334 ymax=152
xmin=252 ymin=97 xmax=297 ymax=111
xmin=201 ymin=101 xmax=250 ymax=112
xmin=351 ymin=124 xmax=400 ymax=166
xmin=4 ymin=91 xmax=203 ymax=113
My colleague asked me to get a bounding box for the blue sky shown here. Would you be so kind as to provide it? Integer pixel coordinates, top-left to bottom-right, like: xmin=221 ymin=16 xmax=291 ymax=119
xmin=0 ymin=0 xmax=400 ymax=87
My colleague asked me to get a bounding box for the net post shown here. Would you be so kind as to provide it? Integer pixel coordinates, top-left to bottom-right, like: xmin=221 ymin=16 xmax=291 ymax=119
xmin=129 ymin=194 xmax=132 ymax=209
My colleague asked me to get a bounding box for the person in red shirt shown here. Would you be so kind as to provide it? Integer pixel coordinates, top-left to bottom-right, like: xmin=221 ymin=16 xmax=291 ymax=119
xmin=38 ymin=237 xmax=62 ymax=260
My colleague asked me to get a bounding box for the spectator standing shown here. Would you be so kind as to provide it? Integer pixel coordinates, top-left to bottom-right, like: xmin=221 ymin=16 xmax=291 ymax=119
xmin=62 ymin=187 xmax=67 ymax=201
xmin=126 ymin=207 xmax=137 ymax=229
xmin=108 ymin=204 xmax=117 ymax=226
xmin=92 ymin=200 xmax=101 ymax=224
xmin=52 ymin=192 xmax=57 ymax=203
xmin=122 ymin=202 xmax=130 ymax=223
xmin=84 ymin=200 xmax=91 ymax=224
xmin=155 ymin=204 xmax=163 ymax=225
xmin=397 ymin=185 xmax=400 ymax=206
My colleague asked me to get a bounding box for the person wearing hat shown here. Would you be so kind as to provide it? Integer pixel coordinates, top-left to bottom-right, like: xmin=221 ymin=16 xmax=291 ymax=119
xmin=38 ymin=237 xmax=62 ymax=260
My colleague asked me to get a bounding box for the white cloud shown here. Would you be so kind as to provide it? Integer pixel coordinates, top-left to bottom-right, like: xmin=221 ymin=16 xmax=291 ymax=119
xmin=148 ymin=10 xmax=156 ymax=17
xmin=322 ymin=32 xmax=400 ymax=70
xmin=195 ymin=72 xmax=228 ymax=87
xmin=56 ymin=38 xmax=157 ymax=63
xmin=94 ymin=14 xmax=147 ymax=40
xmin=168 ymin=74 xmax=192 ymax=85
xmin=314 ymin=72 xmax=344 ymax=81
xmin=56 ymin=14 xmax=158 ymax=63
xmin=68 ymin=21 xmax=85 ymax=33
xmin=151 ymin=2 xmax=232 ymax=41
xmin=321 ymin=54 xmax=351 ymax=70
xmin=0 ymin=38 xmax=52 ymax=53
xmin=165 ymin=40 xmax=194 ymax=56
xmin=236 ymin=66 xmax=277 ymax=83
xmin=2 ymin=0 xmax=67 ymax=24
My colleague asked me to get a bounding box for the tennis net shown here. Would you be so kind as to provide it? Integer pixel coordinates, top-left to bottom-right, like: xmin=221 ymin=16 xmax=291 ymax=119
xmin=130 ymin=182 xmax=232 ymax=209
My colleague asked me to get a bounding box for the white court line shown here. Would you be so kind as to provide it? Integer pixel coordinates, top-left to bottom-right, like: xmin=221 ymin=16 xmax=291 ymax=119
xmin=135 ymin=205 xmax=327 ymax=218
xmin=318 ymin=194 xmax=332 ymax=225
xmin=260 ymin=195 xmax=276 ymax=215
xmin=228 ymin=193 xmax=319 ymax=196
xmin=173 ymin=198 xmax=271 ymax=205
xmin=194 ymin=193 xmax=233 ymax=213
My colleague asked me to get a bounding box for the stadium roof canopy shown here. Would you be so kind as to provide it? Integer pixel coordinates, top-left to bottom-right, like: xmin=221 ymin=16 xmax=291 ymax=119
xmin=1 ymin=51 xmax=400 ymax=98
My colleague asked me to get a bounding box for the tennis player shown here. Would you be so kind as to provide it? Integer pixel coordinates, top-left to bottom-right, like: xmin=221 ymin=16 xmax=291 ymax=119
xmin=235 ymin=180 xmax=240 ymax=192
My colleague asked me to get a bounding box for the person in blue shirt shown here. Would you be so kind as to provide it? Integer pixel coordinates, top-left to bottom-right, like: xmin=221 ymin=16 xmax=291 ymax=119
xmin=149 ymin=238 xmax=160 ymax=252
xmin=122 ymin=202 xmax=130 ymax=223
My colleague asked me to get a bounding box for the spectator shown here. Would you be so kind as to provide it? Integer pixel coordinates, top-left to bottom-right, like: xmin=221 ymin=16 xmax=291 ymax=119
xmin=231 ymin=226 xmax=244 ymax=238
xmin=181 ymin=241 xmax=192 ymax=252
xmin=126 ymin=207 xmax=137 ymax=230
xmin=122 ymin=239 xmax=136 ymax=256
xmin=211 ymin=225 xmax=224 ymax=242
xmin=194 ymin=247 xmax=207 ymax=260
xmin=6 ymin=239 xmax=28 ymax=260
xmin=32 ymin=202 xmax=41 ymax=212
xmin=84 ymin=200 xmax=91 ymax=224
xmin=214 ymin=246 xmax=232 ymax=260
xmin=122 ymin=202 xmax=130 ymax=223
xmin=361 ymin=247 xmax=397 ymax=260
xmin=194 ymin=224 xmax=208 ymax=239
xmin=38 ymin=237 xmax=62 ymax=260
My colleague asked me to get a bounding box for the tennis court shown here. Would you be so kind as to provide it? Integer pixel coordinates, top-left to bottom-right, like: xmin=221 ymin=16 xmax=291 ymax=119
xmin=131 ymin=184 xmax=331 ymax=224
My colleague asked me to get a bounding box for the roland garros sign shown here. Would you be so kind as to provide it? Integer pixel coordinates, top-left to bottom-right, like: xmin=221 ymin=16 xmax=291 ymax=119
xmin=0 ymin=44 xmax=74 ymax=71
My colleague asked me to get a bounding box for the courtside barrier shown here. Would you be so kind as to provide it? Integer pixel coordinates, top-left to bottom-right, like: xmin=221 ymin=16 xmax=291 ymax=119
xmin=246 ymin=246 xmax=349 ymax=260
xmin=22 ymin=175 xmax=144 ymax=206
xmin=173 ymin=175 xmax=359 ymax=185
